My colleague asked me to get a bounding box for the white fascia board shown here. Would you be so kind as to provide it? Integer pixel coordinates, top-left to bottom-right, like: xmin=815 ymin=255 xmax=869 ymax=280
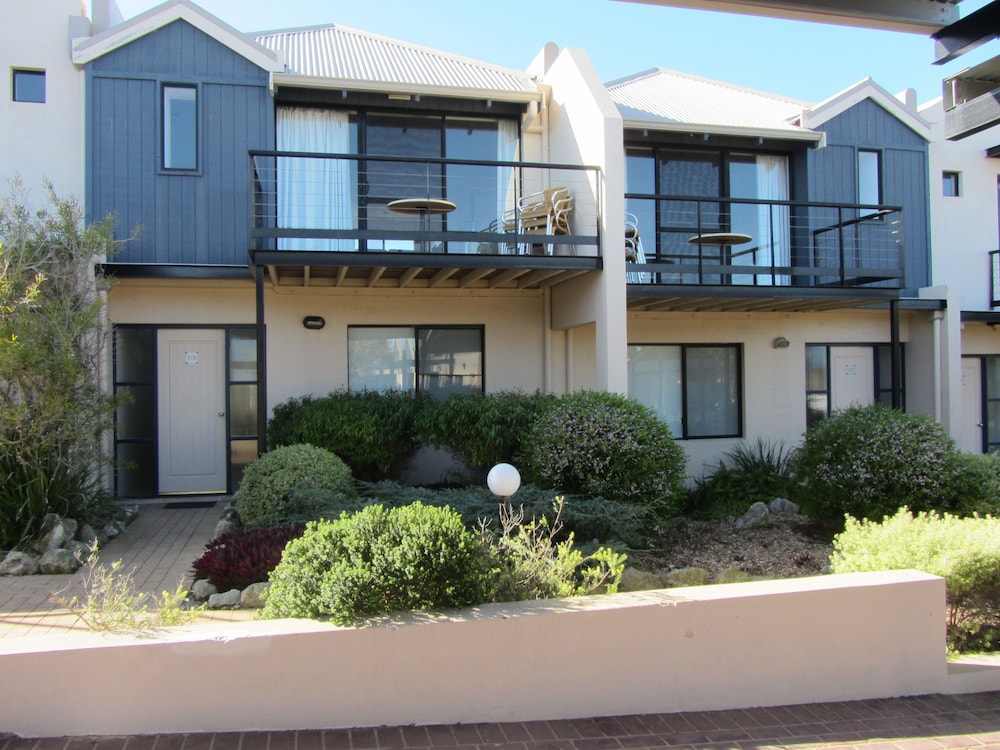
xmin=270 ymin=73 xmax=543 ymax=104
xmin=622 ymin=119 xmax=824 ymax=142
xmin=73 ymin=0 xmax=283 ymax=72
xmin=801 ymin=78 xmax=932 ymax=140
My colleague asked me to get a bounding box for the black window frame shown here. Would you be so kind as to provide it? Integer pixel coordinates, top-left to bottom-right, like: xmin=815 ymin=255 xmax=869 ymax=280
xmin=805 ymin=343 xmax=903 ymax=428
xmin=857 ymin=148 xmax=883 ymax=207
xmin=161 ymin=83 xmax=199 ymax=172
xmin=943 ymin=170 xmax=961 ymax=197
xmin=627 ymin=342 xmax=744 ymax=439
xmin=347 ymin=324 xmax=485 ymax=399
xmin=12 ymin=69 xmax=45 ymax=103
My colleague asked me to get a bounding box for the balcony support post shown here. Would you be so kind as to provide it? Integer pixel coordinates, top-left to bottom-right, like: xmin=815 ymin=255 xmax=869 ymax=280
xmin=890 ymin=299 xmax=902 ymax=410
xmin=255 ymin=263 xmax=269 ymax=456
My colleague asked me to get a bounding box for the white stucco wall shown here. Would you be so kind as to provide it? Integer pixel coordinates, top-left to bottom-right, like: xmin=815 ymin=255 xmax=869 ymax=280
xmin=627 ymin=309 xmax=912 ymax=474
xmin=921 ymin=98 xmax=1000 ymax=313
xmin=0 ymin=0 xmax=88 ymax=206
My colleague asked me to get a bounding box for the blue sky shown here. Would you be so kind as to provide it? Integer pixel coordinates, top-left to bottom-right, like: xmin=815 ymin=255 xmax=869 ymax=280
xmin=111 ymin=0 xmax=995 ymax=107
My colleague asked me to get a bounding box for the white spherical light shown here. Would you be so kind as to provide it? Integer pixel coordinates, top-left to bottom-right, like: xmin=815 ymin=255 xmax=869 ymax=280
xmin=487 ymin=463 xmax=521 ymax=498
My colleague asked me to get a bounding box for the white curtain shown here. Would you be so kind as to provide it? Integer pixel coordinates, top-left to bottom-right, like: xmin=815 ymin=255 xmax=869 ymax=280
xmin=277 ymin=107 xmax=354 ymax=251
xmin=627 ymin=345 xmax=683 ymax=437
xmin=497 ymin=120 xmax=518 ymax=252
xmin=756 ymin=155 xmax=790 ymax=285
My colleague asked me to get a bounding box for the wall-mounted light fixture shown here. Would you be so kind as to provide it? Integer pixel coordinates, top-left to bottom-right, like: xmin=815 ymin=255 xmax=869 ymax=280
xmin=302 ymin=316 xmax=325 ymax=330
xmin=772 ymin=336 xmax=790 ymax=349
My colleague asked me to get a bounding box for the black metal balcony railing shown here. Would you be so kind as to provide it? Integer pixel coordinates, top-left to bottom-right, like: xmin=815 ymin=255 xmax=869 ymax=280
xmin=625 ymin=195 xmax=905 ymax=289
xmin=250 ymin=151 xmax=601 ymax=259
xmin=991 ymin=250 xmax=1000 ymax=308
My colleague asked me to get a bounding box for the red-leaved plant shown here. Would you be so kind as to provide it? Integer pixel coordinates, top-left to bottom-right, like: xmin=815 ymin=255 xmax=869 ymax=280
xmin=191 ymin=525 xmax=305 ymax=591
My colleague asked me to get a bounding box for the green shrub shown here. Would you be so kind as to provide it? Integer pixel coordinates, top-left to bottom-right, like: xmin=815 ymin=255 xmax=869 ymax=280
xmin=945 ymin=452 xmax=1000 ymax=517
xmin=686 ymin=439 xmax=792 ymax=519
xmin=357 ymin=480 xmax=652 ymax=546
xmin=520 ymin=390 xmax=686 ymax=516
xmin=832 ymin=508 xmax=1000 ymax=653
xmin=262 ymin=503 xmax=488 ymax=623
xmin=267 ymin=390 xmax=428 ymax=481
xmin=234 ymin=444 xmax=357 ymax=529
xmin=416 ymin=390 xmax=557 ymax=472
xmin=788 ymin=404 xmax=956 ymax=525
xmin=480 ymin=498 xmax=627 ymax=602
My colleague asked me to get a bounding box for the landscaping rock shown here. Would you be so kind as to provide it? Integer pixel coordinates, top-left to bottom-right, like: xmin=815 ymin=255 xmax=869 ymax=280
xmin=735 ymin=501 xmax=770 ymax=529
xmin=102 ymin=520 xmax=125 ymax=541
xmin=0 ymin=551 xmax=40 ymax=576
xmin=241 ymin=582 xmax=270 ymax=608
xmin=715 ymin=567 xmax=752 ymax=584
xmin=32 ymin=515 xmax=78 ymax=554
xmin=190 ymin=579 xmax=218 ymax=601
xmin=213 ymin=506 xmax=241 ymax=540
xmin=39 ymin=548 xmax=82 ymax=574
xmin=114 ymin=504 xmax=140 ymax=525
xmin=207 ymin=589 xmax=242 ymax=609
xmin=618 ymin=567 xmax=664 ymax=592
xmin=76 ymin=523 xmax=100 ymax=547
xmin=65 ymin=540 xmax=92 ymax=561
xmin=768 ymin=497 xmax=800 ymax=515
xmin=661 ymin=567 xmax=710 ymax=587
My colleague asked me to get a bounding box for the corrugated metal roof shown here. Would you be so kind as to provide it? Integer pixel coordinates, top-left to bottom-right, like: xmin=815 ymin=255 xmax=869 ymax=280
xmin=607 ymin=67 xmax=814 ymax=135
xmin=253 ymin=24 xmax=537 ymax=95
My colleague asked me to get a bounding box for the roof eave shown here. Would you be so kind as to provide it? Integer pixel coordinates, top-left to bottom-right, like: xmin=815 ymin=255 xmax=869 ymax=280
xmin=621 ymin=119 xmax=823 ymax=142
xmin=270 ymin=73 xmax=543 ymax=103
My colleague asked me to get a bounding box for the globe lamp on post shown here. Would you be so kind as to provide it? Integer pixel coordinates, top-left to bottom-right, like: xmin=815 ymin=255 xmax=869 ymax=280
xmin=487 ymin=463 xmax=521 ymax=498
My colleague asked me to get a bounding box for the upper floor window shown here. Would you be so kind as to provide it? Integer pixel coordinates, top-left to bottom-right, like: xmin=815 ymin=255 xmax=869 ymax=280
xmin=943 ymin=171 xmax=961 ymax=197
xmin=857 ymin=149 xmax=882 ymax=206
xmin=162 ymin=85 xmax=197 ymax=170
xmin=627 ymin=343 xmax=742 ymax=439
xmin=12 ymin=69 xmax=45 ymax=103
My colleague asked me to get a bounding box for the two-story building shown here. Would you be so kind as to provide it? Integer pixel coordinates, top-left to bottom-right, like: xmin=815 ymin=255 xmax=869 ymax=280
xmin=54 ymin=0 xmax=953 ymax=496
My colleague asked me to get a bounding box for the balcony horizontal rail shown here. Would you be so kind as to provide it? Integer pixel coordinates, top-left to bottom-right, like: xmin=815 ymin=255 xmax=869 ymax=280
xmin=991 ymin=250 xmax=1000 ymax=308
xmin=624 ymin=194 xmax=905 ymax=290
xmin=250 ymin=151 xmax=601 ymax=259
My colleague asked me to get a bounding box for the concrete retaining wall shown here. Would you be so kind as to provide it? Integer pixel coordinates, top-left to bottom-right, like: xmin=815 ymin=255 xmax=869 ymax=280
xmin=0 ymin=571 xmax=949 ymax=737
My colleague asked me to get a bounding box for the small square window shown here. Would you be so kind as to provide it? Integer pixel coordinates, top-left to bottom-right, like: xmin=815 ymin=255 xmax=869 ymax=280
xmin=12 ymin=69 xmax=45 ymax=103
xmin=943 ymin=171 xmax=960 ymax=197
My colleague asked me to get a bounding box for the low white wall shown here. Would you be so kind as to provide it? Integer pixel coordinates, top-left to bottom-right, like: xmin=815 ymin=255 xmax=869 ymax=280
xmin=0 ymin=571 xmax=947 ymax=737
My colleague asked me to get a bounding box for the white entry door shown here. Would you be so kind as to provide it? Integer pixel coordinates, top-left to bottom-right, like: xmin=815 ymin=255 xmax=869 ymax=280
xmin=157 ymin=329 xmax=228 ymax=494
xmin=830 ymin=347 xmax=875 ymax=412
xmin=960 ymin=358 xmax=984 ymax=454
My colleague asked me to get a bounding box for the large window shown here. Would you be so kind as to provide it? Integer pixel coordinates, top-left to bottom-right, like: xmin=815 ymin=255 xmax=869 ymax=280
xmin=348 ymin=326 xmax=483 ymax=400
xmin=624 ymin=146 xmax=790 ymax=284
xmin=627 ymin=344 xmax=742 ymax=438
xmin=12 ymin=69 xmax=45 ymax=103
xmin=163 ymin=85 xmax=197 ymax=170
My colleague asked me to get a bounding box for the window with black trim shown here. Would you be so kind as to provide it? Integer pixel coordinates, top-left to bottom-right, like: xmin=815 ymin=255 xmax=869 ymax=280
xmin=162 ymin=84 xmax=197 ymax=170
xmin=348 ymin=325 xmax=483 ymax=400
xmin=943 ymin=171 xmax=960 ymax=197
xmin=12 ymin=69 xmax=45 ymax=103
xmin=627 ymin=343 xmax=742 ymax=438
xmin=857 ymin=149 xmax=882 ymax=206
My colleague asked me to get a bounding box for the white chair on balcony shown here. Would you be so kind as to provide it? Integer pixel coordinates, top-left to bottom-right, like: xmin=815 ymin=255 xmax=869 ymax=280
xmin=625 ymin=213 xmax=649 ymax=283
xmin=502 ymin=186 xmax=573 ymax=255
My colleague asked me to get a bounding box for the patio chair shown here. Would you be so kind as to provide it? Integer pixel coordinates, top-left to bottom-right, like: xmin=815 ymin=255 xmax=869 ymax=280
xmin=502 ymin=186 xmax=573 ymax=255
xmin=625 ymin=212 xmax=649 ymax=283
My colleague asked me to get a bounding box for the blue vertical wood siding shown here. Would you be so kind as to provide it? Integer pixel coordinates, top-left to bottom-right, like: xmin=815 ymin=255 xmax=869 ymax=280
xmin=807 ymin=98 xmax=931 ymax=291
xmin=86 ymin=20 xmax=273 ymax=267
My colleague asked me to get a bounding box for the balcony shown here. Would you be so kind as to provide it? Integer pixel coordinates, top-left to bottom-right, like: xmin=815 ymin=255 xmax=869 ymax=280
xmin=249 ymin=152 xmax=601 ymax=290
xmin=625 ymin=196 xmax=904 ymax=312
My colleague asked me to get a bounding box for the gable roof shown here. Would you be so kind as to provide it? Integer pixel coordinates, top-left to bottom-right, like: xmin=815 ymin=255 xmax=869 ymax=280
xmin=72 ymin=0 xmax=283 ymax=72
xmin=799 ymin=78 xmax=931 ymax=140
xmin=606 ymin=67 xmax=821 ymax=141
xmin=253 ymin=24 xmax=541 ymax=102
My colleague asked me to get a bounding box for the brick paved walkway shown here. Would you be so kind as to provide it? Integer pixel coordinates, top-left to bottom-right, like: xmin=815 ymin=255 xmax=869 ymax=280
xmin=1 ymin=691 xmax=998 ymax=749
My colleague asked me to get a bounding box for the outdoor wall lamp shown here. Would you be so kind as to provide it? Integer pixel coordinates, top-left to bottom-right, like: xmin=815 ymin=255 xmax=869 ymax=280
xmin=302 ymin=316 xmax=325 ymax=330
xmin=772 ymin=336 xmax=790 ymax=349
